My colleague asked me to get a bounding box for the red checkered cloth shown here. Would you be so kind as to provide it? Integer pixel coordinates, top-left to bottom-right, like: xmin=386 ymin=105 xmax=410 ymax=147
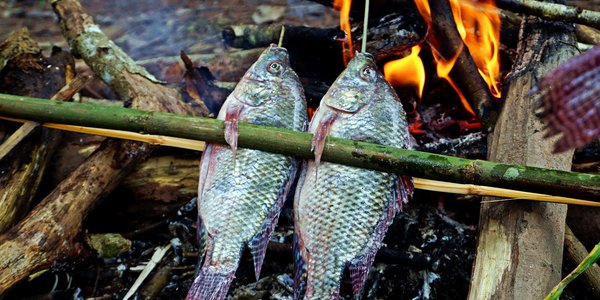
xmin=533 ymin=45 xmax=600 ymax=153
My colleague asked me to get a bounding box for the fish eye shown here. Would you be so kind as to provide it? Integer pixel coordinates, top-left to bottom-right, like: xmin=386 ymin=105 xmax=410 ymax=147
xmin=267 ymin=61 xmax=284 ymax=75
xmin=361 ymin=66 xmax=376 ymax=80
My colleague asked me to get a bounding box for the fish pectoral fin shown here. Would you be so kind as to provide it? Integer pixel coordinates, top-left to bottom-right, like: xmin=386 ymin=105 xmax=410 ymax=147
xmin=224 ymin=104 xmax=243 ymax=166
xmin=310 ymin=112 xmax=337 ymax=180
xmin=395 ymin=175 xmax=414 ymax=212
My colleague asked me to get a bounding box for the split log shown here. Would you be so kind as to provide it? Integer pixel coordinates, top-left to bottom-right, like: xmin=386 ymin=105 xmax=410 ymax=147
xmin=0 ymin=28 xmax=75 ymax=232
xmin=0 ymin=94 xmax=599 ymax=200
xmin=468 ymin=10 xmax=578 ymax=300
xmin=0 ymin=0 xmax=201 ymax=296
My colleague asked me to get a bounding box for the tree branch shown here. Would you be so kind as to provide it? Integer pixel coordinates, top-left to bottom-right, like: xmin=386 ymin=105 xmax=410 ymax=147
xmin=497 ymin=0 xmax=600 ymax=31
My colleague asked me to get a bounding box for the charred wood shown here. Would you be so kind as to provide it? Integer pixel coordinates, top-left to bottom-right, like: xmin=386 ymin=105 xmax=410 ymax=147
xmin=352 ymin=12 xmax=427 ymax=64
xmin=415 ymin=132 xmax=487 ymax=159
xmin=222 ymin=24 xmax=345 ymax=50
xmin=429 ymin=0 xmax=498 ymax=129
xmin=223 ymin=24 xmax=345 ymax=82
xmin=180 ymin=51 xmax=225 ymax=116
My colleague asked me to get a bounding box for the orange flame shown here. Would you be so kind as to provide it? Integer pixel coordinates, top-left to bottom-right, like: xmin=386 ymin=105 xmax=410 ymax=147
xmin=451 ymin=0 xmax=501 ymax=98
xmin=432 ymin=44 xmax=475 ymax=116
xmin=334 ymin=0 xmax=354 ymax=65
xmin=412 ymin=0 xmax=501 ymax=109
xmin=384 ymin=45 xmax=426 ymax=98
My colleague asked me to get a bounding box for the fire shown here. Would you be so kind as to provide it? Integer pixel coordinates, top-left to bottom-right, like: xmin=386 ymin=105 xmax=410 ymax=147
xmin=333 ymin=0 xmax=354 ymax=65
xmin=332 ymin=0 xmax=501 ymax=118
xmin=414 ymin=0 xmax=501 ymax=101
xmin=450 ymin=0 xmax=501 ymax=98
xmin=384 ymin=45 xmax=426 ymax=98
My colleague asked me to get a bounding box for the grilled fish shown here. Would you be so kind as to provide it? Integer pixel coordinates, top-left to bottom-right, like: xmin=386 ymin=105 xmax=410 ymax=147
xmin=294 ymin=52 xmax=413 ymax=299
xmin=187 ymin=44 xmax=307 ymax=300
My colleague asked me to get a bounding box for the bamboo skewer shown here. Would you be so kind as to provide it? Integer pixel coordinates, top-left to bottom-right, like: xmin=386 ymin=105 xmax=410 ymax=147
xmin=1 ymin=115 xmax=596 ymax=207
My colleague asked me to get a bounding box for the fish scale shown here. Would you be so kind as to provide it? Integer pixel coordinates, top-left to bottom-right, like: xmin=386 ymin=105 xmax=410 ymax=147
xmin=294 ymin=52 xmax=412 ymax=300
xmin=187 ymin=45 xmax=307 ymax=300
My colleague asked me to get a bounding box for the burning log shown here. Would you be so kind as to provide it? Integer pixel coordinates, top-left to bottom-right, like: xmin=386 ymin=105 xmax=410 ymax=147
xmin=497 ymin=0 xmax=600 ymax=30
xmin=0 ymin=0 xmax=201 ymax=296
xmin=469 ymin=11 xmax=578 ymax=299
xmin=427 ymin=0 xmax=498 ymax=128
xmin=0 ymin=94 xmax=599 ymax=201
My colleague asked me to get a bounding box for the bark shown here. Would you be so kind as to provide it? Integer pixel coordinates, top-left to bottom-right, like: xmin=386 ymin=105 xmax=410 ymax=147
xmin=468 ymin=12 xmax=578 ymax=300
xmin=0 ymin=93 xmax=598 ymax=200
xmin=0 ymin=0 xmax=199 ymax=296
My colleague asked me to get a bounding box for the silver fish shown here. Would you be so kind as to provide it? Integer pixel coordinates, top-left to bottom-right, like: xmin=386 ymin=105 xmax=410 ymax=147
xmin=187 ymin=44 xmax=307 ymax=300
xmin=294 ymin=52 xmax=413 ymax=299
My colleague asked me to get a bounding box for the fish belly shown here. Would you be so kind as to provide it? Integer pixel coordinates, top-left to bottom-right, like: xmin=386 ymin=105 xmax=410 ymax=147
xmin=296 ymin=161 xmax=395 ymax=298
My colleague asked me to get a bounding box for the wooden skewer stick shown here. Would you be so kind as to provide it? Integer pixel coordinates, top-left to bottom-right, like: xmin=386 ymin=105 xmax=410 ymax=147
xmin=1 ymin=116 xmax=595 ymax=207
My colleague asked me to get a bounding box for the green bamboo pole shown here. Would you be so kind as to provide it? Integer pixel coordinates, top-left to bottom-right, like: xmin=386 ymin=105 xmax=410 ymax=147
xmin=0 ymin=92 xmax=598 ymax=199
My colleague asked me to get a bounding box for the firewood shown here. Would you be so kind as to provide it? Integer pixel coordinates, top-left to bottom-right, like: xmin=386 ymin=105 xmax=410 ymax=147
xmin=469 ymin=10 xmax=578 ymax=299
xmin=428 ymin=0 xmax=498 ymax=129
xmin=497 ymin=0 xmax=600 ymax=30
xmin=0 ymin=0 xmax=204 ymax=296
xmin=0 ymin=28 xmax=77 ymax=232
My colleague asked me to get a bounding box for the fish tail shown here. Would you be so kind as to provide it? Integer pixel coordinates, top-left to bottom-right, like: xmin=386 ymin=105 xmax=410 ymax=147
xmin=304 ymin=258 xmax=343 ymax=300
xmin=186 ymin=263 xmax=237 ymax=300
